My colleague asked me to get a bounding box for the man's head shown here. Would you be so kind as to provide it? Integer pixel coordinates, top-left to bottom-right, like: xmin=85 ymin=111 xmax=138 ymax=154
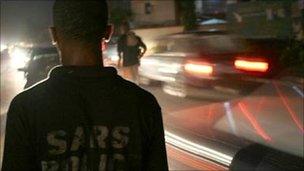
xmin=50 ymin=0 xmax=112 ymax=66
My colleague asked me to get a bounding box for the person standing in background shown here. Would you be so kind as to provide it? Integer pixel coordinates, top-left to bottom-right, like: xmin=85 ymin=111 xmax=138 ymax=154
xmin=117 ymin=22 xmax=147 ymax=84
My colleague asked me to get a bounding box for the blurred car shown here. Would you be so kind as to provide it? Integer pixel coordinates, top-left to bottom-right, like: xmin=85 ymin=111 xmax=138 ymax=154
xmin=139 ymin=31 xmax=287 ymax=99
xmin=164 ymin=67 xmax=304 ymax=170
xmin=18 ymin=46 xmax=59 ymax=88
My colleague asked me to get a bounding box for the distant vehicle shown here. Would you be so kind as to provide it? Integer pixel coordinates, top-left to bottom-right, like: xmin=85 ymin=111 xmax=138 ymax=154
xmin=139 ymin=31 xmax=287 ymax=99
xmin=18 ymin=46 xmax=59 ymax=89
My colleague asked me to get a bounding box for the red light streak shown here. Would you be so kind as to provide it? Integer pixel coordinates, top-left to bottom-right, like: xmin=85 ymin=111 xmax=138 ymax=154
xmin=234 ymin=59 xmax=269 ymax=72
xmin=184 ymin=61 xmax=213 ymax=76
xmin=166 ymin=144 xmax=227 ymax=170
xmin=272 ymin=81 xmax=304 ymax=134
xmin=238 ymin=102 xmax=272 ymax=141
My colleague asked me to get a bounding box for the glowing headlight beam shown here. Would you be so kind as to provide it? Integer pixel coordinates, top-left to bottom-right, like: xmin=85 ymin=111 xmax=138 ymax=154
xmin=10 ymin=48 xmax=30 ymax=68
xmin=165 ymin=130 xmax=233 ymax=166
xmin=1 ymin=44 xmax=8 ymax=52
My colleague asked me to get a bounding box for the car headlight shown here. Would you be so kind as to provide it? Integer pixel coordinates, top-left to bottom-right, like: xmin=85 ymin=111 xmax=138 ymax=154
xmin=1 ymin=44 xmax=7 ymax=52
xmin=10 ymin=48 xmax=30 ymax=68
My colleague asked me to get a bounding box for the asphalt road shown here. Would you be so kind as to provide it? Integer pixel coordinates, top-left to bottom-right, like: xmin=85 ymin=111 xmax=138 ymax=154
xmin=0 ymin=56 xmax=216 ymax=170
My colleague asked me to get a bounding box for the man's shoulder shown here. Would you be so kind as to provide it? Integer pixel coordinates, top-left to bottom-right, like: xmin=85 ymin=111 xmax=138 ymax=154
xmin=118 ymin=77 xmax=154 ymax=97
xmin=117 ymin=77 xmax=159 ymax=106
xmin=12 ymin=79 xmax=50 ymax=105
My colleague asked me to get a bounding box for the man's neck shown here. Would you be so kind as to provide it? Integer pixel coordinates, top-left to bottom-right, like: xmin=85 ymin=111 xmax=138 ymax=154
xmin=60 ymin=46 xmax=103 ymax=67
xmin=62 ymin=54 xmax=103 ymax=66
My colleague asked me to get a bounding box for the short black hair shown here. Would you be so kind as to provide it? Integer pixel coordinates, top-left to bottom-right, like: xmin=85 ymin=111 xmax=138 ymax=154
xmin=53 ymin=0 xmax=108 ymax=44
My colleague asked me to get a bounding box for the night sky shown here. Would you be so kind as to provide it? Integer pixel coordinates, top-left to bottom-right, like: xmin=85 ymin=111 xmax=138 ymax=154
xmin=1 ymin=0 xmax=55 ymax=45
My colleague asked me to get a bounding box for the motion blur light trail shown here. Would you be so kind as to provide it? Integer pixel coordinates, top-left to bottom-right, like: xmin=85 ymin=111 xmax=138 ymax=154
xmin=224 ymin=102 xmax=237 ymax=135
xmin=272 ymin=81 xmax=304 ymax=134
xmin=167 ymin=144 xmax=227 ymax=170
xmin=165 ymin=130 xmax=233 ymax=166
xmin=184 ymin=62 xmax=213 ymax=76
xmin=292 ymin=85 xmax=304 ymax=98
xmin=238 ymin=102 xmax=272 ymax=141
xmin=234 ymin=59 xmax=269 ymax=72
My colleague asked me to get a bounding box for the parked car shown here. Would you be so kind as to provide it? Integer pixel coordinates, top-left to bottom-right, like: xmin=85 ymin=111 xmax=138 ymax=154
xmin=18 ymin=46 xmax=59 ymax=88
xmin=139 ymin=31 xmax=287 ymax=99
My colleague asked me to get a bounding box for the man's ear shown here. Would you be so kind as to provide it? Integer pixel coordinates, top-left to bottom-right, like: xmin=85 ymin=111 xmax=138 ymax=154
xmin=104 ymin=24 xmax=114 ymax=43
xmin=49 ymin=27 xmax=58 ymax=45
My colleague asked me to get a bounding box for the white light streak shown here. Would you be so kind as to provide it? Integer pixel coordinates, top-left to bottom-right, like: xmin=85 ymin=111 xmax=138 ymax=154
xmin=224 ymin=102 xmax=237 ymax=134
xmin=165 ymin=130 xmax=233 ymax=166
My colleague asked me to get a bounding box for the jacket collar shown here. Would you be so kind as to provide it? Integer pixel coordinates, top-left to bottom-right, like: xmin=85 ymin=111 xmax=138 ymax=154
xmin=49 ymin=65 xmax=118 ymax=79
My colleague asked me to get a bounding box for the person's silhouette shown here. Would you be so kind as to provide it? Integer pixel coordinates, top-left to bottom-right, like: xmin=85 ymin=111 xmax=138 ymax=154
xmin=2 ymin=1 xmax=168 ymax=170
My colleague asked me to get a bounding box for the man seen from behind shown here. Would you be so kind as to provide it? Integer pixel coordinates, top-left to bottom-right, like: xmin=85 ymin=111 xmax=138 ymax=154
xmin=2 ymin=1 xmax=168 ymax=170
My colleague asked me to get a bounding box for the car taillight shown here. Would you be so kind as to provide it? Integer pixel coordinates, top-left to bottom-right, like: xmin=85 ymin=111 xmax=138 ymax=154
xmin=184 ymin=61 xmax=213 ymax=76
xmin=234 ymin=59 xmax=269 ymax=72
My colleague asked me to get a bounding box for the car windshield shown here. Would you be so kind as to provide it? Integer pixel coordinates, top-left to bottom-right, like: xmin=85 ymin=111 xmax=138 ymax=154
xmin=1 ymin=0 xmax=303 ymax=170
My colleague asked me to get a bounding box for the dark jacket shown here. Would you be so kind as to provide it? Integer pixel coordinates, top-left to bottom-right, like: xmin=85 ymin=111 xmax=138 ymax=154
xmin=2 ymin=66 xmax=168 ymax=171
